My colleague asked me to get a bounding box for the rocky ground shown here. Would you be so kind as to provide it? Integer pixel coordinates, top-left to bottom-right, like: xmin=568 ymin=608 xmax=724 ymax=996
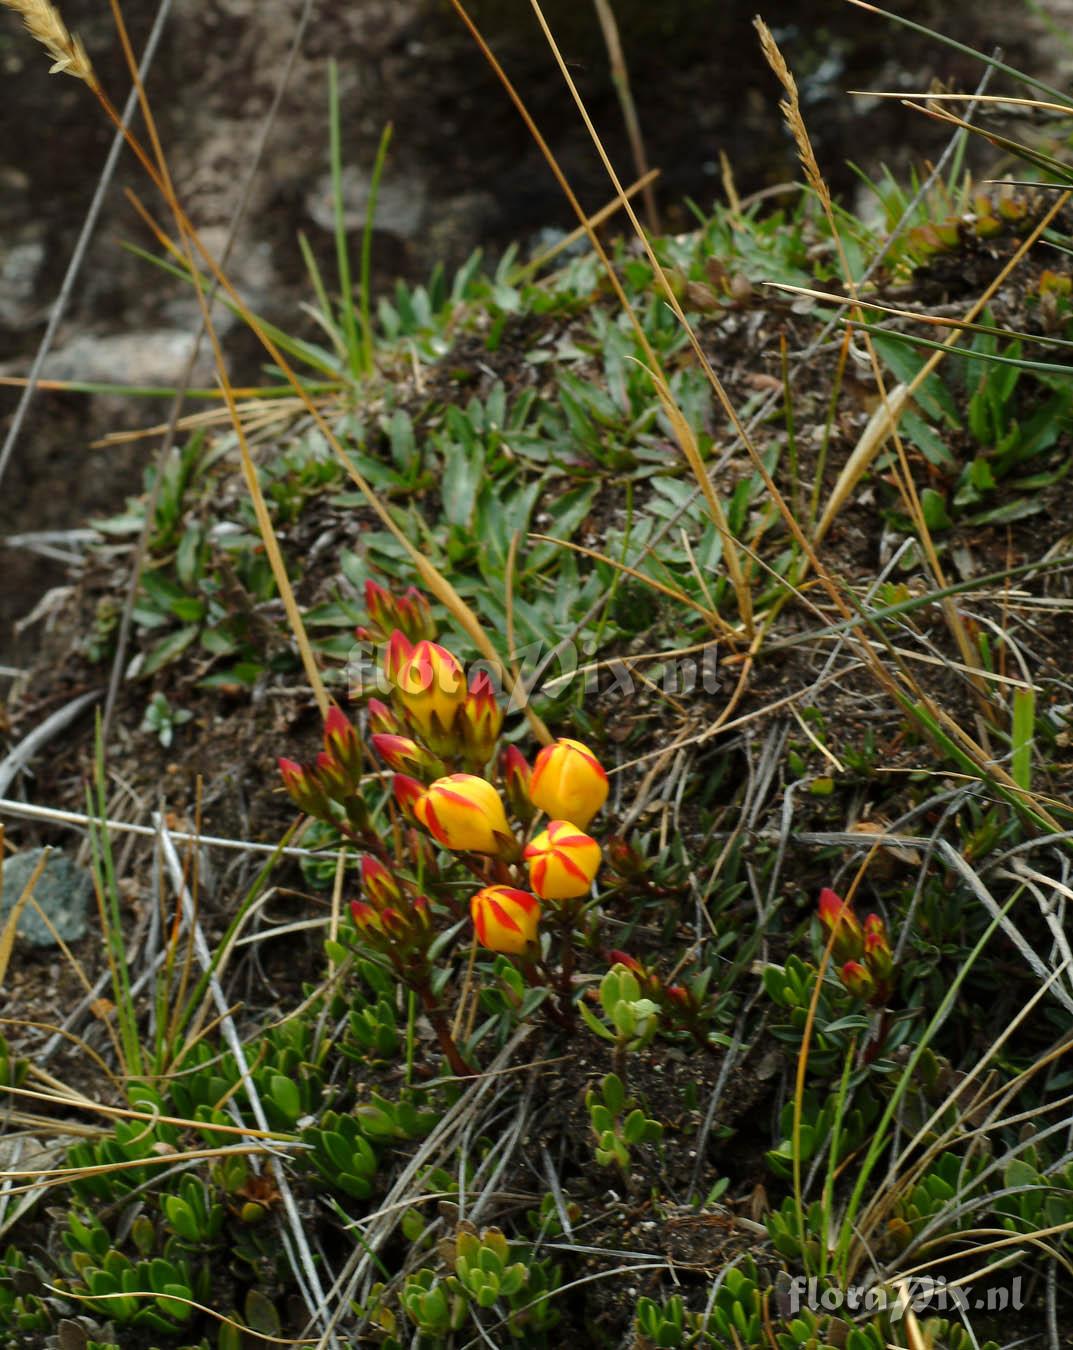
xmin=1 ymin=0 xmax=1068 ymax=667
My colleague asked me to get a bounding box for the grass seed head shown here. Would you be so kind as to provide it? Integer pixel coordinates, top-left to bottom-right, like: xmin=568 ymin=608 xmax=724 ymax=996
xmin=2 ymin=0 xmax=95 ymax=85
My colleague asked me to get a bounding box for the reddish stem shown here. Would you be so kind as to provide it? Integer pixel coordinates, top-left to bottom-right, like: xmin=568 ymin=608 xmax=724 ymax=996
xmin=415 ymin=981 xmax=477 ymax=1078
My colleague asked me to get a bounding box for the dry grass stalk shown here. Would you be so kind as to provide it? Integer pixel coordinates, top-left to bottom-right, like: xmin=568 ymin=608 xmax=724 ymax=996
xmin=753 ymin=18 xmax=828 ymax=211
xmin=1 ymin=0 xmax=94 ymax=85
xmin=754 ymin=17 xmax=999 ymax=726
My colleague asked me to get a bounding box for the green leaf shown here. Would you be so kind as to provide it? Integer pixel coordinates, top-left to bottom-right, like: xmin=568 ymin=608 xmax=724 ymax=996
xmin=141 ymin=625 xmax=199 ymax=676
xmin=578 ymin=998 xmax=616 ymax=1041
xmin=919 ymin=488 xmax=952 ymax=532
xmin=244 ymin=1288 xmax=281 ymax=1336
xmin=163 ymin=1195 xmax=199 ymax=1243
xmin=1011 ymin=686 xmax=1035 ymax=792
xmin=601 ymin=1073 xmax=626 ymax=1116
xmin=441 ymin=442 xmax=484 ymax=528
xmin=268 ymin=1073 xmax=302 ymax=1123
xmin=622 ymin=1108 xmax=648 ymax=1145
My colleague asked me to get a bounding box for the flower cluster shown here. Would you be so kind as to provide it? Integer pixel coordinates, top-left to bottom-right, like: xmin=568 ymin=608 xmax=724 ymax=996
xmin=278 ymin=582 xmax=611 ymax=969
xmin=277 ymin=705 xmax=368 ymax=833
xmin=817 ymin=887 xmax=895 ymax=1006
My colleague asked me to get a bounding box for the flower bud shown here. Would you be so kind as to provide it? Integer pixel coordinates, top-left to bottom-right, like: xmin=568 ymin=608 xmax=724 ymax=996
xmin=817 ymin=887 xmax=864 ymax=964
xmin=499 ymin=746 xmax=534 ymax=823
xmin=324 ymin=706 xmax=362 ymax=787
xmin=863 ymin=914 xmax=893 ymax=985
xmin=414 ymin=774 xmax=514 ymax=856
xmin=278 ymin=757 xmax=331 ymax=820
xmin=370 ymin=733 xmax=442 ymax=780
xmin=383 ymin=629 xmax=414 ymax=685
xmin=314 ymin=750 xmax=348 ymax=802
xmin=529 ymin=738 xmax=608 ymax=829
xmin=606 ymin=949 xmax=644 ymax=975
xmin=364 ymin=580 xmax=396 ymax=637
xmin=471 ymin=886 xmax=541 ymax=955
xmin=360 ymin=856 xmax=401 ymax=909
xmin=457 ymin=671 xmax=503 ymax=766
xmin=524 ymin=820 xmax=602 ymax=901
xmin=392 ymin=774 xmax=426 ymax=823
xmin=604 ymin=834 xmax=646 ymax=879
xmin=367 ymin=698 xmax=399 ymax=736
xmin=394 ymin=586 xmax=436 ymax=642
xmin=396 ymin=641 xmax=467 ymax=747
xmin=839 ymin=960 xmax=875 ymax=1001
xmin=350 ymin=900 xmax=382 ymax=936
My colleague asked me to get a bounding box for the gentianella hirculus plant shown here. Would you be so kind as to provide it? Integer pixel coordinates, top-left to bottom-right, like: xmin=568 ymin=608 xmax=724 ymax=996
xmin=277 ymin=579 xmax=617 ymax=1074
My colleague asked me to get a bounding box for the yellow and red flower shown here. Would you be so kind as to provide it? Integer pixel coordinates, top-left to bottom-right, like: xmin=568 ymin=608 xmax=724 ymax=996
xmin=471 ymin=886 xmax=541 ymax=954
xmin=529 ymin=738 xmax=608 ymax=829
xmin=414 ymin=774 xmax=514 ymax=855
xmin=395 ymin=640 xmax=467 ymax=744
xmin=523 ymin=820 xmax=602 ymax=901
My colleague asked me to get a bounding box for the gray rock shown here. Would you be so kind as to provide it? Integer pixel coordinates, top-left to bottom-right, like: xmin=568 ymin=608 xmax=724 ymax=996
xmin=1 ymin=848 xmax=91 ymax=947
xmin=305 ymin=165 xmax=427 ymax=240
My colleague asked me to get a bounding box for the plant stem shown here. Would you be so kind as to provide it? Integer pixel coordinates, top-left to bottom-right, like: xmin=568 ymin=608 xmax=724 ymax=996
xmin=416 ymin=981 xmax=476 ymax=1078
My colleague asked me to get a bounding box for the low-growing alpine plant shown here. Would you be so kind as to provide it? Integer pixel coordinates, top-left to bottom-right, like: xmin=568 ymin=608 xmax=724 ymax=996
xmin=277 ymin=579 xmax=655 ymax=1075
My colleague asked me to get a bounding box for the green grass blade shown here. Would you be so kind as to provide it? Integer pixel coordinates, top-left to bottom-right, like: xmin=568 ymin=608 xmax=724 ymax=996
xmin=851 ymin=321 xmax=1073 ymax=379
xmin=329 ymin=59 xmax=362 ymax=380
xmin=847 ymin=0 xmax=1073 ymax=108
xmin=1012 ymin=686 xmax=1036 ymax=793
xmin=120 ymin=241 xmax=345 ymax=378
xmin=86 ymin=715 xmax=143 ymax=1082
xmin=833 ymin=886 xmax=1019 ymax=1281
xmin=359 ymin=124 xmax=394 ymax=374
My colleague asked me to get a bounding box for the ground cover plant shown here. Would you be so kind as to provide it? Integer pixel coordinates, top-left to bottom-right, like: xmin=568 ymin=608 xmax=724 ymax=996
xmin=5 ymin=0 xmax=1073 ymax=1346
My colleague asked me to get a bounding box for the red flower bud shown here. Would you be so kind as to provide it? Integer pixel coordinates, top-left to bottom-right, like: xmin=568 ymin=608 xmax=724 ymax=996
xmin=383 ymin=629 xmax=415 ymax=685
xmin=606 ymin=949 xmax=643 ymax=974
xmin=371 ymin=733 xmax=428 ymax=776
xmin=360 ymin=856 xmax=401 ymax=909
xmin=364 ymin=580 xmax=395 ymax=636
xmin=314 ymin=749 xmax=349 ymax=802
xmin=367 ymin=698 xmax=399 ymax=736
xmin=392 ymin=774 xmax=426 ymax=823
xmin=499 ymin=745 xmax=535 ymax=823
xmin=278 ymin=757 xmax=332 ymax=821
xmin=456 ymin=671 xmax=503 ymax=767
xmin=863 ymin=914 xmax=893 ymax=985
xmin=350 ymin=900 xmax=382 ymax=936
xmin=817 ymin=887 xmax=864 ymax=964
xmin=324 ymin=705 xmax=362 ymax=787
xmin=394 ymin=586 xmax=436 ymax=642
xmin=604 ymin=835 xmax=646 ymax=878
xmin=839 ymin=960 xmax=875 ymax=1001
